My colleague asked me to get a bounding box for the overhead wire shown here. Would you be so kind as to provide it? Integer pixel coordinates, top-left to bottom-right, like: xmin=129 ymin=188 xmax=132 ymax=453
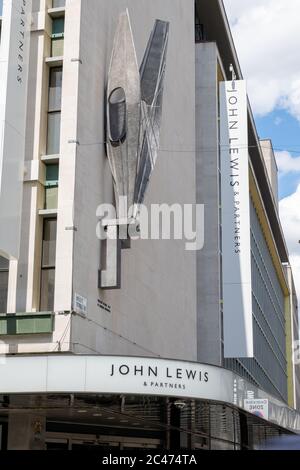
xmin=70 ymin=140 xmax=300 ymax=155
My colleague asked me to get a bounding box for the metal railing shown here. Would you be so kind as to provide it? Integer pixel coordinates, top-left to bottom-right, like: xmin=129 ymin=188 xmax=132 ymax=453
xmin=195 ymin=23 xmax=206 ymax=43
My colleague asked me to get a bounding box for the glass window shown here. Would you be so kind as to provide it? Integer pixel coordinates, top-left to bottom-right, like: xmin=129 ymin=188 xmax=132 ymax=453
xmin=45 ymin=187 xmax=58 ymax=210
xmin=47 ymin=112 xmax=61 ymax=155
xmin=0 ymin=256 xmax=9 ymax=313
xmin=52 ymin=17 xmax=65 ymax=37
xmin=48 ymin=67 xmax=62 ymax=112
xmin=47 ymin=67 xmax=62 ymax=155
xmin=51 ymin=37 xmax=64 ymax=57
xmin=40 ymin=219 xmax=57 ymax=311
xmin=52 ymin=0 xmax=66 ymax=8
xmin=0 ymin=257 xmax=9 ymax=270
xmin=44 ymin=163 xmax=59 ymax=210
xmin=42 ymin=219 xmax=57 ymax=268
xmin=40 ymin=269 xmax=55 ymax=312
xmin=0 ymin=273 xmax=8 ymax=313
xmin=46 ymin=164 xmax=59 ymax=187
xmin=51 ymin=18 xmax=64 ymax=57
xmin=45 ymin=164 xmax=59 ymax=210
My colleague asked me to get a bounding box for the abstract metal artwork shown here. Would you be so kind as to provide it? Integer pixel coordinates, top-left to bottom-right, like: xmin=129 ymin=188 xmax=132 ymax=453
xmin=106 ymin=10 xmax=141 ymax=220
xmin=135 ymin=19 xmax=169 ymax=207
xmin=99 ymin=10 xmax=169 ymax=289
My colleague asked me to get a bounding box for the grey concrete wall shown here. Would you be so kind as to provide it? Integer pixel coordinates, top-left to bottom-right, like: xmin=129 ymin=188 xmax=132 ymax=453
xmin=71 ymin=0 xmax=197 ymax=360
xmin=195 ymin=42 xmax=222 ymax=366
xmin=260 ymin=139 xmax=279 ymax=210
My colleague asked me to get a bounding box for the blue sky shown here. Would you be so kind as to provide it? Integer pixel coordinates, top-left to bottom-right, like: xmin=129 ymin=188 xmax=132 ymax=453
xmin=256 ymin=110 xmax=300 ymax=199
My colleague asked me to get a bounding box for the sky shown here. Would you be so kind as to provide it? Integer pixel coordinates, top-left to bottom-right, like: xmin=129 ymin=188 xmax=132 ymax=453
xmin=223 ymin=0 xmax=300 ymax=302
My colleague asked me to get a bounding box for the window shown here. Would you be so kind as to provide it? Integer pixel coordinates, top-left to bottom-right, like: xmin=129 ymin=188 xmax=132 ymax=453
xmin=45 ymin=164 xmax=59 ymax=209
xmin=0 ymin=257 xmax=9 ymax=313
xmin=40 ymin=219 xmax=57 ymax=311
xmin=47 ymin=67 xmax=62 ymax=155
xmin=47 ymin=113 xmax=61 ymax=155
xmin=51 ymin=17 xmax=64 ymax=57
xmin=52 ymin=0 xmax=66 ymax=7
xmin=49 ymin=66 xmax=62 ymax=111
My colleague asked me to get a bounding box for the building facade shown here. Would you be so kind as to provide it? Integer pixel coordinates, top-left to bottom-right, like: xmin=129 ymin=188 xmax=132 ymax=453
xmin=194 ymin=0 xmax=299 ymax=410
xmin=0 ymin=0 xmax=299 ymax=450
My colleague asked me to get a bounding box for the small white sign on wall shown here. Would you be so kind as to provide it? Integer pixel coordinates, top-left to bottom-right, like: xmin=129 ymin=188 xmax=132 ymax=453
xmin=74 ymin=293 xmax=87 ymax=316
xmin=244 ymin=399 xmax=269 ymax=420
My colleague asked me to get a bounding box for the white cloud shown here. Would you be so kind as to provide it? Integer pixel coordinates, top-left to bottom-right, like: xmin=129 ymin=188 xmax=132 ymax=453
xmin=223 ymin=0 xmax=300 ymax=121
xmin=279 ymin=186 xmax=300 ymax=300
xmin=274 ymin=116 xmax=283 ymax=126
xmin=275 ymin=151 xmax=300 ymax=175
xmin=224 ymin=0 xmax=266 ymax=23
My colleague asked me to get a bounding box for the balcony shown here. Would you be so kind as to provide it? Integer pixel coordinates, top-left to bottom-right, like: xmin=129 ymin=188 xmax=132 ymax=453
xmin=51 ymin=17 xmax=65 ymax=57
xmin=0 ymin=312 xmax=54 ymax=335
xmin=45 ymin=186 xmax=58 ymax=210
xmin=51 ymin=37 xmax=64 ymax=57
xmin=195 ymin=23 xmax=206 ymax=43
xmin=44 ymin=163 xmax=59 ymax=210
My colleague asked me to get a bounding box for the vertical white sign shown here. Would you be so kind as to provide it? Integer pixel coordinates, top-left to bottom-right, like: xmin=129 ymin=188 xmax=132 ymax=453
xmin=0 ymin=0 xmax=32 ymax=259
xmin=220 ymin=80 xmax=253 ymax=358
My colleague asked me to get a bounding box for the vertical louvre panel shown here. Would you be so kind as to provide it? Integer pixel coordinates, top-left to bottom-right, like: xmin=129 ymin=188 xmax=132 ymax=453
xmin=225 ymin=200 xmax=287 ymax=403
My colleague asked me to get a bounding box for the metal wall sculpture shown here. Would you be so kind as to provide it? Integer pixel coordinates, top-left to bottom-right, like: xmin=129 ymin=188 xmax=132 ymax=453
xmin=106 ymin=10 xmax=141 ymax=220
xmin=99 ymin=10 xmax=169 ymax=289
xmin=135 ymin=19 xmax=169 ymax=207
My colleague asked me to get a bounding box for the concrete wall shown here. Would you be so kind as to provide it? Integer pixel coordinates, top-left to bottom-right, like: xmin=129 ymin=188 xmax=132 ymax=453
xmin=70 ymin=0 xmax=197 ymax=360
xmin=195 ymin=42 xmax=222 ymax=366
xmin=260 ymin=139 xmax=278 ymax=211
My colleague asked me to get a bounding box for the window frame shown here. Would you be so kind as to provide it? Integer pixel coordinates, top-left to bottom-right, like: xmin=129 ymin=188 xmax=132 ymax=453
xmin=40 ymin=218 xmax=57 ymax=311
xmin=46 ymin=67 xmax=63 ymax=156
xmin=0 ymin=258 xmax=9 ymax=314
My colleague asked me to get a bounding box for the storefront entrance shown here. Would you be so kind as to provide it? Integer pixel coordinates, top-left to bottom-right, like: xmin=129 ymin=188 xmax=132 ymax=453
xmin=0 ymin=393 xmax=294 ymax=450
